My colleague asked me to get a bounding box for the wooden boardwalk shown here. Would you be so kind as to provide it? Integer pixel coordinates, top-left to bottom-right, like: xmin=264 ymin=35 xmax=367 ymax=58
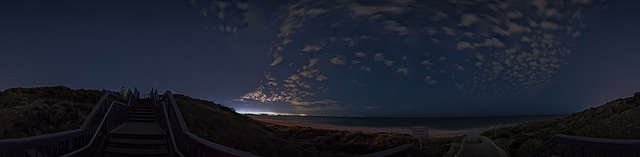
xmin=456 ymin=132 xmax=507 ymax=157
xmin=103 ymin=99 xmax=170 ymax=157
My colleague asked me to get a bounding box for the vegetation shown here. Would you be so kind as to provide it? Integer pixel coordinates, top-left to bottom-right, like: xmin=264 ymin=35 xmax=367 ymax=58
xmin=174 ymin=94 xmax=323 ymax=156
xmin=174 ymin=94 xmax=462 ymax=157
xmin=8 ymin=86 xmax=636 ymax=156
xmin=0 ymin=86 xmax=104 ymax=138
xmin=483 ymin=92 xmax=640 ymax=156
xmin=1 ymin=86 xmax=462 ymax=156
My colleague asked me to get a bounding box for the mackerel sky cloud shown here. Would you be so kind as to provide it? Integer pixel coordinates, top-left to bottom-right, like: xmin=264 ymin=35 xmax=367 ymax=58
xmin=1 ymin=0 xmax=638 ymax=117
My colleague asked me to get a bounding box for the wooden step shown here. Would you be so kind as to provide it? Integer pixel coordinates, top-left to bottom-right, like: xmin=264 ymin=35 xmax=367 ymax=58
xmin=108 ymin=138 xmax=166 ymax=145
xmin=128 ymin=114 xmax=155 ymax=119
xmin=129 ymin=111 xmax=155 ymax=115
xmin=110 ymin=122 xmax=165 ymax=136
xmin=104 ymin=147 xmax=168 ymax=155
xmin=128 ymin=118 xmax=155 ymax=122
xmin=130 ymin=108 xmax=155 ymax=111
xmin=111 ymin=132 xmax=165 ymax=140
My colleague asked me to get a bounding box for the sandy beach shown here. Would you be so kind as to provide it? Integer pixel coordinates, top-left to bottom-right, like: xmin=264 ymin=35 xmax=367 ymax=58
xmin=250 ymin=116 xmax=487 ymax=138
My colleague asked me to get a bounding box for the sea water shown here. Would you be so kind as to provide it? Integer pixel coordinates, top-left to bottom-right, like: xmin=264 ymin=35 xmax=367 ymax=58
xmin=260 ymin=115 xmax=566 ymax=130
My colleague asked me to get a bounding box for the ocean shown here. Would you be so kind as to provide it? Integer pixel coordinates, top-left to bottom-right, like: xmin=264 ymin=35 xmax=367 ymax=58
xmin=256 ymin=115 xmax=567 ymax=130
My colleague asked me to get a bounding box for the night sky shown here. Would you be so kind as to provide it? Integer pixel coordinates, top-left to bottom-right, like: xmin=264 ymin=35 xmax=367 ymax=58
xmin=1 ymin=0 xmax=639 ymax=117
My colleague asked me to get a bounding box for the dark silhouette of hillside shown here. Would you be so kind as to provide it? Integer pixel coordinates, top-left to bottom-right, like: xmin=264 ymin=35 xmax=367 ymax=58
xmin=484 ymin=92 xmax=640 ymax=156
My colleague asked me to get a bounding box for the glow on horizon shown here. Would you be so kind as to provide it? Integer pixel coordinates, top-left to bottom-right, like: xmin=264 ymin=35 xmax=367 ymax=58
xmin=236 ymin=111 xmax=309 ymax=116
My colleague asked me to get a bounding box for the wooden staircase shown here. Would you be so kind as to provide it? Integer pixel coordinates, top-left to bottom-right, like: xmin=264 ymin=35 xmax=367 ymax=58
xmin=103 ymin=99 xmax=169 ymax=157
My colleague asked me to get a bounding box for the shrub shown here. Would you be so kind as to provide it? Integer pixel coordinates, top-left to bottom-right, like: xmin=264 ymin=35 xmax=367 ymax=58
xmin=0 ymin=91 xmax=28 ymax=108
xmin=31 ymin=100 xmax=69 ymax=126
xmin=516 ymin=138 xmax=543 ymax=156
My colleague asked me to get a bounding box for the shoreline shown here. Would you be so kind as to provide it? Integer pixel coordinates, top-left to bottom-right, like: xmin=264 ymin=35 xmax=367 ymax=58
xmin=250 ymin=116 xmax=487 ymax=138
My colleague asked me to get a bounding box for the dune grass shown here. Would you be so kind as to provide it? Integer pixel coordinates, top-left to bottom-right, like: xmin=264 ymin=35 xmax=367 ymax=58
xmin=482 ymin=92 xmax=640 ymax=156
xmin=174 ymin=94 xmax=464 ymax=157
xmin=0 ymin=86 xmax=104 ymax=138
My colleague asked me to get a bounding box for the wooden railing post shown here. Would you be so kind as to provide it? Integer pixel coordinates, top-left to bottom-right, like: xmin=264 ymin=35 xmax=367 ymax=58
xmin=571 ymin=146 xmax=582 ymax=157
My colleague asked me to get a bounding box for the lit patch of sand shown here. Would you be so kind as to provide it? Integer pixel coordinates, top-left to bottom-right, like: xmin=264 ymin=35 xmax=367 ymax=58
xmin=251 ymin=116 xmax=487 ymax=138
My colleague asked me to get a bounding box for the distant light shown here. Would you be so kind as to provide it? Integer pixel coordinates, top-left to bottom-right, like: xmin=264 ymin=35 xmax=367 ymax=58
xmin=236 ymin=111 xmax=309 ymax=116
xmin=237 ymin=111 xmax=279 ymax=115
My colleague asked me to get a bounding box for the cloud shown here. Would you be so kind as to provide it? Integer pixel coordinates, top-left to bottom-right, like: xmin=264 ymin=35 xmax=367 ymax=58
xmin=289 ymin=99 xmax=338 ymax=106
xmin=532 ymin=0 xmax=548 ymax=11
xmin=251 ymin=0 xmax=593 ymax=109
xmin=270 ymin=56 xmax=283 ymax=66
xmin=572 ymin=0 xmax=591 ymax=4
xmin=275 ymin=3 xmax=328 ymax=38
xmin=544 ymin=8 xmax=559 ymax=17
xmin=316 ymin=74 xmax=328 ymax=81
xmin=193 ymin=0 xmax=248 ymax=34
xmin=457 ymin=41 xmax=474 ymax=50
xmin=396 ymin=68 xmax=408 ymax=76
xmin=464 ymin=32 xmax=474 ymax=37
xmin=492 ymin=61 xmax=505 ymax=74
xmin=541 ymin=33 xmax=554 ymax=44
xmin=529 ymin=20 xmax=538 ymax=27
xmin=441 ymin=27 xmax=456 ymax=36
xmin=421 ymin=60 xmax=432 ymax=65
xmin=299 ymin=71 xmax=314 ymax=78
xmin=474 ymin=38 xmax=505 ymax=47
xmin=374 ymin=53 xmax=385 ymax=61
xmin=384 ymin=20 xmax=408 ymax=35
xmin=302 ymin=45 xmax=322 ymax=52
xmin=303 ymin=58 xmax=320 ymax=70
xmin=425 ymin=76 xmax=438 ymax=85
xmin=458 ymin=14 xmax=479 ymax=27
xmin=507 ymin=22 xmax=532 ymax=33
xmin=438 ymin=56 xmax=447 ymax=62
xmin=507 ymin=11 xmax=523 ymax=19
xmin=476 ymin=53 xmax=485 ymax=61
xmin=384 ymin=60 xmax=395 ymax=66
xmin=572 ymin=31 xmax=582 ymax=38
xmin=235 ymin=1 xmax=248 ymax=10
xmin=425 ymin=27 xmax=438 ymax=35
xmin=330 ymin=55 xmax=347 ymax=66
xmin=360 ymin=66 xmax=372 ymax=72
xmin=492 ymin=26 xmax=509 ymax=36
xmin=349 ymin=2 xmax=409 ymax=18
xmin=265 ymin=73 xmax=276 ymax=81
xmin=539 ymin=21 xmax=559 ymax=29
xmin=363 ymin=105 xmax=383 ymax=109
xmin=288 ymin=74 xmax=300 ymax=80
xmin=430 ymin=12 xmax=448 ymax=21
xmin=237 ymin=87 xmax=271 ymax=103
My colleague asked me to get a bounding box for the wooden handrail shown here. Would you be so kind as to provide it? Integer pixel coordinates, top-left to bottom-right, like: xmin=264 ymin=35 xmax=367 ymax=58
xmin=157 ymin=90 xmax=259 ymax=157
xmin=356 ymin=144 xmax=428 ymax=157
xmin=522 ymin=134 xmax=640 ymax=157
xmin=0 ymin=90 xmax=134 ymax=156
xmin=60 ymin=101 xmax=128 ymax=157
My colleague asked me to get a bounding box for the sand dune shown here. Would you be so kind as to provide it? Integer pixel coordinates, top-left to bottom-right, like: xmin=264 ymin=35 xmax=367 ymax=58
xmin=251 ymin=116 xmax=486 ymax=138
